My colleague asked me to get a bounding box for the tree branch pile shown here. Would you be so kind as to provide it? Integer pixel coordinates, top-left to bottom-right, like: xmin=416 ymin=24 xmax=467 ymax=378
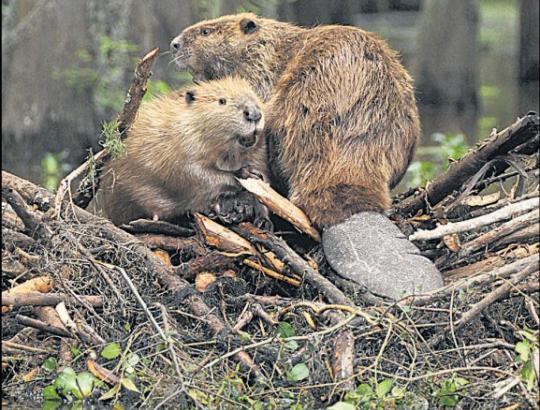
xmin=1 ymin=50 xmax=538 ymax=408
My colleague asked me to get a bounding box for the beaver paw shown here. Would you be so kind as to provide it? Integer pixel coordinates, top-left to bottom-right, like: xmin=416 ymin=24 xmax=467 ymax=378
xmin=210 ymin=192 xmax=270 ymax=228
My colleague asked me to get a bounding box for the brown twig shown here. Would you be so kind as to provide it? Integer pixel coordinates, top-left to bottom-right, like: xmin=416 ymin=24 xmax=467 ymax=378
xmin=395 ymin=113 xmax=539 ymax=217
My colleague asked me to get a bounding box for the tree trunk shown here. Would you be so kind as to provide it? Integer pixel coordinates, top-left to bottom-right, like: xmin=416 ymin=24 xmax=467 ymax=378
xmin=414 ymin=0 xmax=480 ymax=110
xmin=519 ymin=0 xmax=540 ymax=82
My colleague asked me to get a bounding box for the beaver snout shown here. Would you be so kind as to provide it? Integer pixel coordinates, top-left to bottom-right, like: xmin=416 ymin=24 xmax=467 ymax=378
xmin=170 ymin=37 xmax=182 ymax=53
xmin=238 ymin=132 xmax=257 ymax=148
xmin=243 ymin=105 xmax=262 ymax=123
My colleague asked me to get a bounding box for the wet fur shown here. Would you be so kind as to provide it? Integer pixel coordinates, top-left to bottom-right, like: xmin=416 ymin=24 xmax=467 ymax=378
xmin=90 ymin=77 xmax=268 ymax=225
xmin=172 ymin=14 xmax=420 ymax=227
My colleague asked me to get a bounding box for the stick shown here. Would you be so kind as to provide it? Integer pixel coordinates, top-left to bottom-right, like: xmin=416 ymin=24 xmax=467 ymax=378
xmin=15 ymin=314 xmax=72 ymax=338
xmin=460 ymin=209 xmax=539 ymax=254
xmin=395 ymin=113 xmax=539 ymax=216
xmin=242 ymin=258 xmax=301 ymax=286
xmin=409 ymin=197 xmax=539 ymax=241
xmin=55 ymin=47 xmax=160 ymax=211
xmin=237 ymin=177 xmax=321 ymax=241
xmin=121 ymin=219 xmax=194 ymax=237
xmin=2 ymin=186 xmax=50 ymax=239
xmin=456 ymin=265 xmax=538 ymax=329
xmin=2 ymin=292 xmax=103 ymax=307
xmin=233 ymin=223 xmax=354 ymax=306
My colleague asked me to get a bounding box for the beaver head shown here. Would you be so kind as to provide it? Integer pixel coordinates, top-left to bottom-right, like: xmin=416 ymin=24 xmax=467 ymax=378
xmin=176 ymin=77 xmax=265 ymax=171
xmin=170 ymin=13 xmax=302 ymax=99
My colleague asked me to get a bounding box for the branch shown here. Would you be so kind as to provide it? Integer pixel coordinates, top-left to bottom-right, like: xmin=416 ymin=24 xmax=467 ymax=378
xmin=409 ymin=197 xmax=539 ymax=241
xmin=394 ymin=113 xmax=539 ymax=216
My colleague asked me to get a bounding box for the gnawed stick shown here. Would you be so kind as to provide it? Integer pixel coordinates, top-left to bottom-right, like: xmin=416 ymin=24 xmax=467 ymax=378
xmin=55 ymin=47 xmax=160 ymax=212
xmin=122 ymin=218 xmax=194 ymax=237
xmin=409 ymin=197 xmax=539 ymax=241
xmin=237 ymin=177 xmax=321 ymax=241
xmin=2 ymin=292 xmax=103 ymax=308
xmin=194 ymin=213 xmax=256 ymax=255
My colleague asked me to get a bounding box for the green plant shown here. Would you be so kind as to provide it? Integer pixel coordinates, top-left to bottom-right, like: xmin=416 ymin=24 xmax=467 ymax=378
xmin=405 ymin=132 xmax=469 ymax=188
xmin=44 ymin=367 xmax=105 ymax=402
xmin=433 ymin=376 xmax=469 ymax=408
xmin=515 ymin=327 xmax=539 ymax=391
xmin=329 ymin=378 xmax=404 ymax=409
xmin=101 ymin=119 xmax=126 ymax=159
xmin=41 ymin=151 xmax=71 ymax=191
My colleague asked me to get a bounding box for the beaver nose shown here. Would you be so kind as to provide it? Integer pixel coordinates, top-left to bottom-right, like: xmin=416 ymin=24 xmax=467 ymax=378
xmin=243 ymin=106 xmax=262 ymax=123
xmin=170 ymin=38 xmax=182 ymax=53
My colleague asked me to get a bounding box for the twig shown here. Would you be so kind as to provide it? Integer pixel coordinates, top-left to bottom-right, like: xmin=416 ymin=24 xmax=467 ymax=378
xmin=395 ymin=113 xmax=539 ymax=216
xmin=456 ymin=265 xmax=538 ymax=329
xmin=55 ymin=47 xmax=160 ymax=211
xmin=243 ymin=258 xmax=301 ymax=286
xmin=233 ymin=223 xmax=354 ymax=306
xmin=2 ymin=292 xmax=103 ymax=307
xmin=409 ymin=197 xmax=539 ymax=241
xmin=15 ymin=314 xmax=71 ymax=338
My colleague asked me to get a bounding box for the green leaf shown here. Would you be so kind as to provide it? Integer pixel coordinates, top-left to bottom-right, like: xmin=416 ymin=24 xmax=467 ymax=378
xmin=101 ymin=342 xmax=121 ymax=360
xmin=41 ymin=400 xmax=62 ymax=410
xmin=285 ymin=340 xmax=299 ymax=351
xmin=287 ymin=363 xmax=309 ymax=382
xmin=326 ymin=402 xmax=356 ymax=410
xmin=99 ymin=383 xmax=121 ymax=401
xmin=355 ymin=383 xmax=373 ymax=398
xmin=55 ymin=367 xmax=79 ymax=398
xmin=376 ymin=379 xmax=393 ymax=398
xmin=43 ymin=385 xmax=61 ymax=400
xmin=277 ymin=322 xmax=295 ymax=338
xmin=516 ymin=340 xmax=530 ymax=362
xmin=120 ymin=377 xmax=140 ymax=393
xmin=42 ymin=357 xmax=58 ymax=373
xmin=391 ymin=386 xmax=406 ymax=399
xmin=521 ymin=360 xmax=536 ymax=390
xmin=76 ymin=372 xmax=97 ymax=398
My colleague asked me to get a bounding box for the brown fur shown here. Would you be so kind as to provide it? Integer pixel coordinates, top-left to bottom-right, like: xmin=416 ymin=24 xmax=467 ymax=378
xmin=171 ymin=14 xmax=421 ymax=227
xmin=90 ymin=77 xmax=268 ymax=225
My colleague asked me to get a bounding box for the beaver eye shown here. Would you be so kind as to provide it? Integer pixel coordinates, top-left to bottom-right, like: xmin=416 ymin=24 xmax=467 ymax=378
xmin=218 ymin=98 xmax=227 ymax=105
xmin=200 ymin=27 xmax=211 ymax=36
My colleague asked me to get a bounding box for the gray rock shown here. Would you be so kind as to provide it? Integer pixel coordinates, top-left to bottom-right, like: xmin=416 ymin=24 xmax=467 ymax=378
xmin=322 ymin=212 xmax=443 ymax=300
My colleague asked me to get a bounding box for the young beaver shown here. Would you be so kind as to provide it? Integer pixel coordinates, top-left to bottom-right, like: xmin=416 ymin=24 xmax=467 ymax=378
xmin=90 ymin=77 xmax=268 ymax=225
xmin=170 ymin=13 xmax=420 ymax=228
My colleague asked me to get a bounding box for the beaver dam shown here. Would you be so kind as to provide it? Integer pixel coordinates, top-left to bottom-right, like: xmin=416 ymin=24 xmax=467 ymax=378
xmin=2 ymin=49 xmax=539 ymax=409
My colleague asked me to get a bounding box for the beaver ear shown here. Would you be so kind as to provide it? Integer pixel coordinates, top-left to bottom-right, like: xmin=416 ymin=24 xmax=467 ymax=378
xmin=240 ymin=18 xmax=258 ymax=34
xmin=185 ymin=91 xmax=196 ymax=104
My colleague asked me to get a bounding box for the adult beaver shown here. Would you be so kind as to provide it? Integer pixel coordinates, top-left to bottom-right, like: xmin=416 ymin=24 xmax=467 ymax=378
xmin=89 ymin=77 xmax=268 ymax=226
xmin=170 ymin=14 xmax=443 ymax=299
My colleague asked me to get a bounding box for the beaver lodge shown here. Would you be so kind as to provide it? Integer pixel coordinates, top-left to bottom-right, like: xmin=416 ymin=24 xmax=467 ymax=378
xmin=2 ymin=49 xmax=539 ymax=409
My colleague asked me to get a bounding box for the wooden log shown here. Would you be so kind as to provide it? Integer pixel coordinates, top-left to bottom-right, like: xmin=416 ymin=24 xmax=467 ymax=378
xmin=395 ymin=113 xmax=539 ymax=217
xmin=2 ymin=276 xmax=54 ymax=313
xmin=194 ymin=213 xmax=256 ymax=256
